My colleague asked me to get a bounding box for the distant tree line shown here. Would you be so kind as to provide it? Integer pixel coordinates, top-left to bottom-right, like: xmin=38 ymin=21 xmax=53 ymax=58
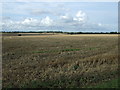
xmin=1 ymin=31 xmax=63 ymax=33
xmin=1 ymin=31 xmax=119 ymax=34
xmin=66 ymin=32 xmax=119 ymax=34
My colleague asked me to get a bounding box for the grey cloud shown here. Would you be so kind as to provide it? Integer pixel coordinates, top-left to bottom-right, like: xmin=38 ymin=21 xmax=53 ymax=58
xmin=30 ymin=9 xmax=52 ymax=15
xmin=30 ymin=9 xmax=64 ymax=16
xmin=2 ymin=16 xmax=11 ymax=20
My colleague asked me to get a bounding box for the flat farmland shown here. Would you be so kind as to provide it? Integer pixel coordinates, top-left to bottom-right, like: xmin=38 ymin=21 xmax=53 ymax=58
xmin=2 ymin=34 xmax=119 ymax=88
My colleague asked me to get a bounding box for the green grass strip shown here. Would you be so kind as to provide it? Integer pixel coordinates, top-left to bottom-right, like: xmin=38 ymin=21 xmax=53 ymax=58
xmin=33 ymin=47 xmax=99 ymax=54
xmin=87 ymin=78 xmax=119 ymax=88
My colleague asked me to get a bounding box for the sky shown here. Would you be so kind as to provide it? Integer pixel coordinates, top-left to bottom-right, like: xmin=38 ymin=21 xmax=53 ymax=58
xmin=1 ymin=1 xmax=118 ymax=32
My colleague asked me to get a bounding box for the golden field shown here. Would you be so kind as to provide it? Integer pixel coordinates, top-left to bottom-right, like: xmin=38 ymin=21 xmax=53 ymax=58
xmin=2 ymin=33 xmax=119 ymax=88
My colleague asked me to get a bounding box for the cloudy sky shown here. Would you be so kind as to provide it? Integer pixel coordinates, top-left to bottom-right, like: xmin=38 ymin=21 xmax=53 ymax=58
xmin=1 ymin=2 xmax=118 ymax=32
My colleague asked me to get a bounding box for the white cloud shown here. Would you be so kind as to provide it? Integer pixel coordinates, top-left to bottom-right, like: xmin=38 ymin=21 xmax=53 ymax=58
xmin=98 ymin=23 xmax=102 ymax=26
xmin=73 ymin=11 xmax=87 ymax=22
xmin=60 ymin=15 xmax=69 ymax=19
xmin=21 ymin=18 xmax=38 ymax=25
xmin=76 ymin=11 xmax=85 ymax=17
xmin=60 ymin=14 xmax=73 ymax=23
xmin=1 ymin=11 xmax=117 ymax=32
xmin=2 ymin=17 xmax=40 ymax=31
xmin=41 ymin=16 xmax=53 ymax=26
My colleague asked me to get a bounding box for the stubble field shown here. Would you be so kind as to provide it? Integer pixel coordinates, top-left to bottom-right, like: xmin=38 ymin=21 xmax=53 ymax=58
xmin=2 ymin=33 xmax=119 ymax=88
